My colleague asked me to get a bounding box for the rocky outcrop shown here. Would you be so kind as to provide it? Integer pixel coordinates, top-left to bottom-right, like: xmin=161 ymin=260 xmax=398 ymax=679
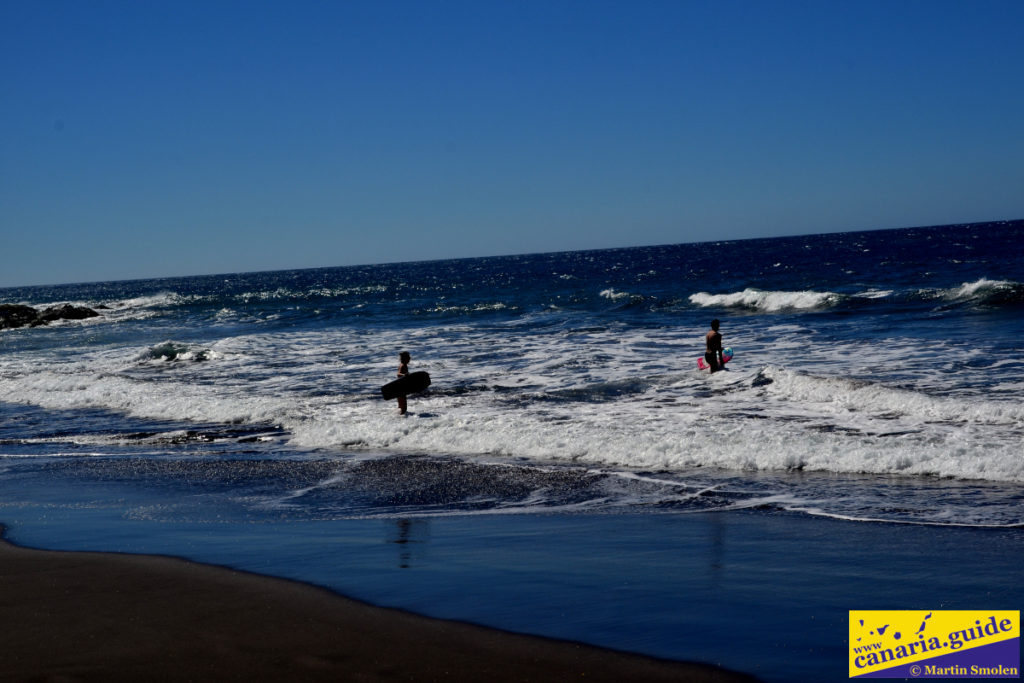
xmin=0 ymin=305 xmax=38 ymax=329
xmin=0 ymin=304 xmax=100 ymax=329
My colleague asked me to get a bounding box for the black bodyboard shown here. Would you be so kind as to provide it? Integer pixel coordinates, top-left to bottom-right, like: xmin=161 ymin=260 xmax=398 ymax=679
xmin=381 ymin=371 xmax=431 ymax=400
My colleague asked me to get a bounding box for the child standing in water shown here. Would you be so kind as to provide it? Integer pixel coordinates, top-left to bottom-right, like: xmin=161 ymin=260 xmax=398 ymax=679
xmin=705 ymin=319 xmax=724 ymax=373
xmin=396 ymin=351 xmax=411 ymax=415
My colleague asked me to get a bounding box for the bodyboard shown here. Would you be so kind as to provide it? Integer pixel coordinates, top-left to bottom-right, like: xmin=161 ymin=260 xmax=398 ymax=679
xmin=381 ymin=371 xmax=431 ymax=400
xmin=697 ymin=347 xmax=734 ymax=371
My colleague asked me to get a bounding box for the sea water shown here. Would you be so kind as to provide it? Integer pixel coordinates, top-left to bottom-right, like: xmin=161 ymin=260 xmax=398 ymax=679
xmin=2 ymin=220 xmax=1023 ymax=680
xmin=3 ymin=220 xmax=1022 ymax=526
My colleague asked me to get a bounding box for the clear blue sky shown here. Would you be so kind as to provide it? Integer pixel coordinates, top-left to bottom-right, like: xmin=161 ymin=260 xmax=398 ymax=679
xmin=3 ymin=0 xmax=1022 ymax=287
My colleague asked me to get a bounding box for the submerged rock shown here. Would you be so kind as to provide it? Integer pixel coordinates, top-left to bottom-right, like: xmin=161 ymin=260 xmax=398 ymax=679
xmin=139 ymin=341 xmax=213 ymax=362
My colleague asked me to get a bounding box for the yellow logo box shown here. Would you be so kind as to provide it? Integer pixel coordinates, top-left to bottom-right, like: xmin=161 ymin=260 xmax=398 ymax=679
xmin=849 ymin=610 xmax=1019 ymax=678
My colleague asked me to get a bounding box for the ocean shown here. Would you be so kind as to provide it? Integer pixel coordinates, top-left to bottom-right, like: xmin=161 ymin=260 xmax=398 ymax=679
xmin=2 ymin=219 xmax=1023 ymax=681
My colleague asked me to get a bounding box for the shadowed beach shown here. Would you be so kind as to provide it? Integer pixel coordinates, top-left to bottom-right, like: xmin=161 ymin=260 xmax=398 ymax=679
xmin=0 ymin=527 xmax=757 ymax=682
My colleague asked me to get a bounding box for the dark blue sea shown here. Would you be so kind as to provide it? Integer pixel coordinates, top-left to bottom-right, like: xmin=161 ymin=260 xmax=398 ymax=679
xmin=2 ymin=220 xmax=1023 ymax=681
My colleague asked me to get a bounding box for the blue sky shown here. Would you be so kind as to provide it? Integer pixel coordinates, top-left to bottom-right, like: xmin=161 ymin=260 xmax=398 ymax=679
xmin=2 ymin=1 xmax=1022 ymax=287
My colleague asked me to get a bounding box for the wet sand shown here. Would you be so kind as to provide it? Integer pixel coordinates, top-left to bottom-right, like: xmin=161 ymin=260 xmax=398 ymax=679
xmin=0 ymin=530 xmax=757 ymax=682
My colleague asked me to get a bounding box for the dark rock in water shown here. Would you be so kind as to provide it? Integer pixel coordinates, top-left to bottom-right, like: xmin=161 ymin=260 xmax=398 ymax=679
xmin=31 ymin=304 xmax=100 ymax=326
xmin=0 ymin=303 xmax=100 ymax=329
xmin=0 ymin=304 xmax=40 ymax=329
xmin=140 ymin=341 xmax=212 ymax=362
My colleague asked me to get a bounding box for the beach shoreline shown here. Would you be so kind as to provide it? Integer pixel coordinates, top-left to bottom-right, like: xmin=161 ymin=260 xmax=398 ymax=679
xmin=2 ymin=462 xmax=1023 ymax=683
xmin=0 ymin=524 xmax=758 ymax=682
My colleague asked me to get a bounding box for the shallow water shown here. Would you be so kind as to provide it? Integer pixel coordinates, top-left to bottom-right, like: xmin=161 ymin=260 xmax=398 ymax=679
xmin=2 ymin=475 xmax=1021 ymax=683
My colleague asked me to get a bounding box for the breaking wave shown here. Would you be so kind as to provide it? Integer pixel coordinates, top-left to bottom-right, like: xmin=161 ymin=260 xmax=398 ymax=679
xmin=689 ymin=289 xmax=841 ymax=312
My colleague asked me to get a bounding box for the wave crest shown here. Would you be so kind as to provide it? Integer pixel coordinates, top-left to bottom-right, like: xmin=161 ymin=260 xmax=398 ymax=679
xmin=689 ymin=288 xmax=840 ymax=312
xmin=943 ymin=278 xmax=1024 ymax=306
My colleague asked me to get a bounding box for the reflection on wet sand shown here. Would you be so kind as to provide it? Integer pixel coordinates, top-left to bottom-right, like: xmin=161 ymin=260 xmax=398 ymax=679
xmin=388 ymin=518 xmax=431 ymax=569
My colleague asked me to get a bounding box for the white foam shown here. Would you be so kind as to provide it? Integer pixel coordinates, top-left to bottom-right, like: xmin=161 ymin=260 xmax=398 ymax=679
xmin=913 ymin=278 xmax=1020 ymax=304
xmin=756 ymin=365 xmax=1024 ymax=423
xmin=2 ymin=320 xmax=1021 ymax=487
xmin=689 ymin=288 xmax=841 ymax=312
xmin=418 ymin=302 xmax=512 ymax=315
xmin=854 ymin=289 xmax=893 ymax=299
xmin=947 ymin=278 xmax=1015 ymax=300
xmin=600 ymin=288 xmax=633 ymax=301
